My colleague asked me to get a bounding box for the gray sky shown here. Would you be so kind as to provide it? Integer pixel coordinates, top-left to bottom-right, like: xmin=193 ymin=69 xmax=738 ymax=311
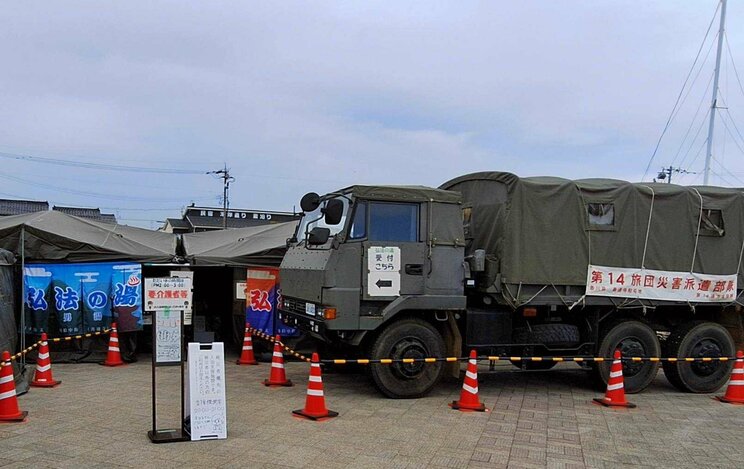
xmin=2 ymin=1 xmax=744 ymax=227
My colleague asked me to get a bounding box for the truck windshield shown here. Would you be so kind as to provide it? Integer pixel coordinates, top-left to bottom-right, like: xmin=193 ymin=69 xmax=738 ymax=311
xmin=296 ymin=195 xmax=350 ymax=243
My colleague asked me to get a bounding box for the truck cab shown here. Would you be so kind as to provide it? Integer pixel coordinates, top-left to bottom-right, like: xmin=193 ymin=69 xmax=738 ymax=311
xmin=278 ymin=186 xmax=467 ymax=397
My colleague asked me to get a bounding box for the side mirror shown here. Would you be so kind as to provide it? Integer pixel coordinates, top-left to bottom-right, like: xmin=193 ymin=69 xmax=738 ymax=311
xmin=323 ymin=199 xmax=344 ymax=225
xmin=300 ymin=192 xmax=321 ymax=212
xmin=308 ymin=227 xmax=331 ymax=245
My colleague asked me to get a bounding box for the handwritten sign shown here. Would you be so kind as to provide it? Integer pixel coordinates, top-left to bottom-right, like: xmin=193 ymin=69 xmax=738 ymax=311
xmin=145 ymin=277 xmax=193 ymax=311
xmin=155 ymin=309 xmax=181 ymax=364
xmin=187 ymin=342 xmax=227 ymax=440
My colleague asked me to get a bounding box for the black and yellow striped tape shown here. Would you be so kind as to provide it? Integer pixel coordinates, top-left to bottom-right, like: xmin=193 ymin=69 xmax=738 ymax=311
xmin=0 ymin=329 xmax=111 ymax=368
xmin=245 ymin=327 xmax=737 ymax=366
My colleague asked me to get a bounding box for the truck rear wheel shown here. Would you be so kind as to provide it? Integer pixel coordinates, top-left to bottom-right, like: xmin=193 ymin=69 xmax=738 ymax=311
xmin=591 ymin=320 xmax=660 ymax=394
xmin=369 ymin=318 xmax=445 ymax=399
xmin=662 ymin=321 xmax=734 ymax=393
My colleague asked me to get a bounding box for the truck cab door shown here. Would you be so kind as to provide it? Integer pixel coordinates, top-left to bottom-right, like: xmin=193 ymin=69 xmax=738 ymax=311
xmin=358 ymin=201 xmax=426 ymax=300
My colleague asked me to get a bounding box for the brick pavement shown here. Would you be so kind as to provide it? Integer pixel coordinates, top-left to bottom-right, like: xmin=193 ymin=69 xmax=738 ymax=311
xmin=1 ymin=357 xmax=743 ymax=468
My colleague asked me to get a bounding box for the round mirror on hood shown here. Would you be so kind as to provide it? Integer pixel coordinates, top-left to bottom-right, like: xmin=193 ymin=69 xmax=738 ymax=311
xmin=300 ymin=192 xmax=321 ymax=212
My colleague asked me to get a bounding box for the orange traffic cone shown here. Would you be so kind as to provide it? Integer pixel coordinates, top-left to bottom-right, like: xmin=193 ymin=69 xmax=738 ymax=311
xmin=0 ymin=351 xmax=28 ymax=422
xmin=236 ymin=323 xmax=259 ymax=365
xmin=593 ymin=349 xmax=635 ymax=408
xmin=31 ymin=333 xmax=61 ymax=388
xmin=450 ymin=350 xmax=487 ymax=412
xmin=262 ymin=335 xmax=293 ymax=386
xmin=292 ymin=353 xmax=338 ymax=420
xmin=101 ymin=322 xmax=125 ymax=367
xmin=716 ymin=350 xmax=744 ymax=404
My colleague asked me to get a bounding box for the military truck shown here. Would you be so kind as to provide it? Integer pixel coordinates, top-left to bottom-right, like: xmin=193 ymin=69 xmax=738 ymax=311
xmin=278 ymin=172 xmax=744 ymax=398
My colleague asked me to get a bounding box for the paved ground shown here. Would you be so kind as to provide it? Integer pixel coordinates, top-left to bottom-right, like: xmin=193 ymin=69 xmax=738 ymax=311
xmin=2 ymin=353 xmax=743 ymax=469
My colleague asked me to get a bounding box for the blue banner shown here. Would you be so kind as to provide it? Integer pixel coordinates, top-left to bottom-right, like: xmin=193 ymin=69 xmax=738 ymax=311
xmin=245 ymin=268 xmax=297 ymax=337
xmin=24 ymin=262 xmax=143 ymax=334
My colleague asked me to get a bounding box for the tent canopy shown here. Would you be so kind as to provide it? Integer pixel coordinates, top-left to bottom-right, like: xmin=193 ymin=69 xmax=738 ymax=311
xmin=0 ymin=211 xmax=178 ymax=263
xmin=183 ymin=221 xmax=297 ymax=266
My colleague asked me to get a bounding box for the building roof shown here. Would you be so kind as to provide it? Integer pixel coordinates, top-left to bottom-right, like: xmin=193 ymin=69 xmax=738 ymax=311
xmin=165 ymin=217 xmax=191 ymax=229
xmin=52 ymin=206 xmax=117 ymax=224
xmin=0 ymin=199 xmax=49 ymax=216
xmin=185 ymin=215 xmax=288 ymax=229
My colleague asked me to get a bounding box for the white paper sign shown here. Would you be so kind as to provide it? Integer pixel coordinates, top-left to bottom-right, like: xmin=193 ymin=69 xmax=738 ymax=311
xmin=155 ymin=309 xmax=181 ymax=364
xmin=145 ymin=277 xmax=193 ymax=311
xmin=170 ymin=271 xmax=194 ymax=325
xmin=586 ymin=264 xmax=737 ymax=303
xmin=367 ymin=246 xmax=401 ymax=297
xmin=187 ymin=342 xmax=227 ymax=441
xmin=367 ymin=246 xmax=401 ymax=272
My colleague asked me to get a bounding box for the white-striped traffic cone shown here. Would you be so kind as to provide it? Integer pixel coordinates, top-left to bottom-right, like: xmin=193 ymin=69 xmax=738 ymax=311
xmin=292 ymin=353 xmax=338 ymax=420
xmin=236 ymin=322 xmax=258 ymax=365
xmin=450 ymin=349 xmax=487 ymax=411
xmin=31 ymin=333 xmax=60 ymax=387
xmin=716 ymin=350 xmax=744 ymax=404
xmin=0 ymin=351 xmax=28 ymax=422
xmin=262 ymin=335 xmax=293 ymax=386
xmin=101 ymin=322 xmax=125 ymax=367
xmin=593 ymin=349 xmax=635 ymax=408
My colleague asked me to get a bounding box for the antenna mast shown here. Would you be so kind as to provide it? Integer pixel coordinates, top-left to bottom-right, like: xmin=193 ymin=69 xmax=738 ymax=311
xmin=703 ymin=0 xmax=728 ymax=185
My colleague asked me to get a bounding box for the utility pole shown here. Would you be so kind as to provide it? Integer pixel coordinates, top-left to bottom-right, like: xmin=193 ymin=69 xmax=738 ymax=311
xmin=207 ymin=165 xmax=235 ymax=229
xmin=703 ymin=0 xmax=728 ymax=186
xmin=657 ymin=166 xmax=695 ymax=184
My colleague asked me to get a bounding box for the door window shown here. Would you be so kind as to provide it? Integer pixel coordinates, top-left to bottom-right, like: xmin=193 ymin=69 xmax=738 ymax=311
xmin=369 ymin=202 xmax=419 ymax=242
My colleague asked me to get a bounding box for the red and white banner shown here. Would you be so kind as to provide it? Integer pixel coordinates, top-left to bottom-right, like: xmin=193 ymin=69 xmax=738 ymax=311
xmin=586 ymin=264 xmax=737 ymax=303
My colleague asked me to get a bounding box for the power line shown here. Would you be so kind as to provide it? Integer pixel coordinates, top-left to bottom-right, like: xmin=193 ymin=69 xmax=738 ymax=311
xmin=0 ymin=173 xmax=214 ymax=202
xmin=0 ymin=151 xmax=209 ymax=174
xmin=642 ymin=2 xmax=721 ymax=181
xmin=670 ymin=72 xmax=715 ymax=168
xmin=207 ymin=165 xmax=235 ymax=229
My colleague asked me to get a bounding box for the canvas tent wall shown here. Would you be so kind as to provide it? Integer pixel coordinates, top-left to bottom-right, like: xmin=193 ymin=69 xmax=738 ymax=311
xmin=182 ymin=221 xmax=298 ymax=266
xmin=441 ymin=172 xmax=744 ymax=289
xmin=0 ymin=211 xmax=177 ymax=263
xmin=0 ymin=248 xmax=15 ymax=356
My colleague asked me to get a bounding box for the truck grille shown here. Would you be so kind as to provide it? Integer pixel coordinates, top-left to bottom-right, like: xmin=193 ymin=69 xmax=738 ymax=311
xmin=282 ymin=297 xmax=307 ymax=315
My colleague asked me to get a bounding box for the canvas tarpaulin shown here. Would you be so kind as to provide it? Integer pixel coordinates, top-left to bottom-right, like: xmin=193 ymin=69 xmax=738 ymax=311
xmin=183 ymin=221 xmax=298 ymax=267
xmin=0 ymin=211 xmax=177 ymax=263
xmin=441 ymin=172 xmax=744 ymax=289
xmin=0 ymin=248 xmax=15 ymax=356
xmin=0 ymin=248 xmax=31 ymax=394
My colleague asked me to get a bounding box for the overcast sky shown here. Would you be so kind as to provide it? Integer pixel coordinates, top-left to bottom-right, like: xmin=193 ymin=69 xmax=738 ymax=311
xmin=2 ymin=1 xmax=744 ymax=227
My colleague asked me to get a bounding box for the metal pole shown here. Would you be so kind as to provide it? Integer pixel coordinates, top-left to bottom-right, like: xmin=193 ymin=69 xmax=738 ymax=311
xmin=703 ymin=0 xmax=727 ymax=186
xmin=222 ymin=164 xmax=228 ymax=229
xmin=20 ymin=227 xmax=25 ymax=364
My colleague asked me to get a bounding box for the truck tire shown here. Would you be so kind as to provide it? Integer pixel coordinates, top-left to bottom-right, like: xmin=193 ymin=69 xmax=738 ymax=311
xmin=662 ymin=321 xmax=735 ymax=393
xmin=591 ymin=320 xmax=660 ymax=394
xmin=513 ymin=324 xmax=581 ymax=347
xmin=369 ymin=318 xmax=445 ymax=399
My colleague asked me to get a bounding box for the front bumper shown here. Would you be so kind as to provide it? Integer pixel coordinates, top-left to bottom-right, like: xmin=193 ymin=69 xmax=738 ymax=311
xmin=278 ymin=296 xmax=328 ymax=337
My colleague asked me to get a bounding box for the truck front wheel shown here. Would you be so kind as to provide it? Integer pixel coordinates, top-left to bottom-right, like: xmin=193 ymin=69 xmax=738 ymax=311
xmin=592 ymin=320 xmax=660 ymax=394
xmin=662 ymin=321 xmax=734 ymax=393
xmin=369 ymin=318 xmax=445 ymax=399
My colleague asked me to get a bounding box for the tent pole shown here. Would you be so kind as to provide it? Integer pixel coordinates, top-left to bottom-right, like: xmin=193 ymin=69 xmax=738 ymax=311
xmin=20 ymin=226 xmax=25 ymax=364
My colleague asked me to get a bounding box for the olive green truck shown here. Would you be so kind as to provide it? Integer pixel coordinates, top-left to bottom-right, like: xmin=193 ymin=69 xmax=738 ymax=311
xmin=278 ymin=172 xmax=744 ymax=398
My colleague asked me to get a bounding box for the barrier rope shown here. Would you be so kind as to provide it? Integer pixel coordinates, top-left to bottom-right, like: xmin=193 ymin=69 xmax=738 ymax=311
xmin=245 ymin=327 xmax=738 ymax=365
xmin=0 ymin=329 xmax=111 ymax=368
xmin=248 ymin=327 xmax=312 ymax=363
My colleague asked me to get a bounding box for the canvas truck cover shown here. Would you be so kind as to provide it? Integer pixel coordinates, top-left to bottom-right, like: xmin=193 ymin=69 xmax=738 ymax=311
xmin=441 ymin=172 xmax=744 ymax=288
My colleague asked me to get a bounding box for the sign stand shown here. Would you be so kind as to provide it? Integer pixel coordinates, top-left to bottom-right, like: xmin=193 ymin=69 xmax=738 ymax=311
xmin=185 ymin=342 xmax=227 ymax=440
xmin=148 ymin=308 xmax=187 ymax=444
xmin=145 ymin=276 xmax=194 ymax=444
